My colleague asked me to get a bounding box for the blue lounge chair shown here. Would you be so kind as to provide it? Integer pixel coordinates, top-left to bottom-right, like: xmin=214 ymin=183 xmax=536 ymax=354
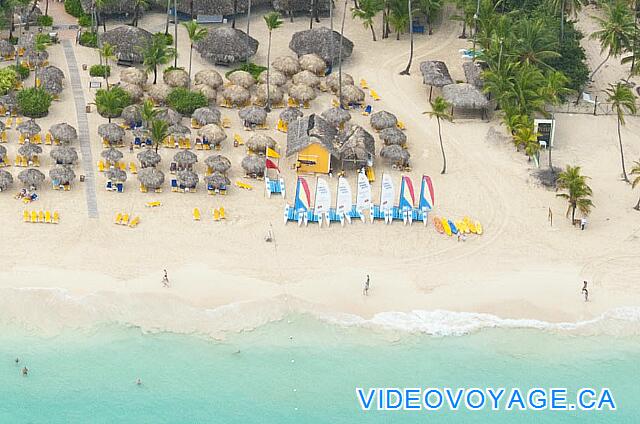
xmin=362 ymin=105 xmax=372 ymax=116
xmin=171 ymin=179 xmax=178 ymax=191
xmin=134 ymin=137 xmax=142 ymax=147
xmin=145 ymin=138 xmax=152 ymax=146
xmin=116 ymin=183 xmax=124 ymax=193
xmin=105 ymin=181 xmax=113 ymax=191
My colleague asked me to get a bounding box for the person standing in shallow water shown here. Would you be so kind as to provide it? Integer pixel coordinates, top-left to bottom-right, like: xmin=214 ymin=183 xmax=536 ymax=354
xmin=21 ymin=366 xmax=28 ymax=376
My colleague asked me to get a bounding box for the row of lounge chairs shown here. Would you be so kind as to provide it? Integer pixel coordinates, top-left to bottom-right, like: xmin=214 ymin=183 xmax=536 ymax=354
xmin=15 ymin=155 xmax=39 ymax=167
xmin=140 ymin=184 xmax=162 ymax=193
xmin=193 ymin=207 xmax=226 ymax=221
xmin=23 ymin=210 xmax=59 ymax=224
xmin=114 ymin=213 xmax=140 ymax=227
xmin=52 ymin=181 xmax=71 ymax=191
xmin=105 ymin=181 xmax=124 ymax=192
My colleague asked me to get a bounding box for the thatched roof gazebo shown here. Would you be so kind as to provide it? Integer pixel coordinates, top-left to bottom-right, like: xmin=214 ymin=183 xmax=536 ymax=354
xmin=420 ymin=60 xmax=454 ymax=100
xmin=0 ymin=92 xmax=17 ymax=112
xmin=101 ymin=147 xmax=124 ymax=165
xmin=241 ymin=154 xmax=266 ymax=178
xmin=299 ymin=53 xmax=326 ymax=76
xmin=106 ymin=168 xmax=127 ymax=182
xmin=222 ymin=85 xmax=251 ymax=107
xmin=0 ymin=144 xmax=5 ymax=159
xmin=228 ymin=70 xmax=255 ymax=89
xmin=0 ymin=121 xmax=4 ymax=132
xmin=173 ymin=150 xmax=198 ymax=167
xmin=289 ymin=27 xmax=354 ymax=65
xmin=257 ymin=70 xmax=287 ymax=87
xmin=279 ymin=107 xmax=303 ymax=123
xmin=0 ymin=169 xmax=13 ymax=191
xmin=198 ymin=124 xmax=227 ymax=146
xmin=49 ymin=123 xmax=77 ymax=144
xmin=380 ymin=145 xmax=410 ymax=167
xmin=255 ymin=84 xmax=285 ymax=107
xmin=168 ymin=123 xmax=191 ymax=138
xmin=0 ymin=40 xmax=15 ymax=58
xmin=79 ymin=0 xmax=135 ymax=14
xmin=137 ymin=167 xmax=165 ymax=189
xmin=137 ymin=148 xmax=161 ymax=168
xmin=18 ymin=168 xmax=45 ymax=188
xmin=177 ymin=170 xmax=199 ymax=189
xmin=194 ymin=69 xmax=224 ymax=89
xmin=247 ymin=134 xmax=277 ymax=154
xmin=239 ymin=106 xmax=267 ymax=126
xmin=18 ymin=142 xmax=42 ymax=159
xmin=325 ymin=72 xmax=354 ymax=93
xmin=379 ymin=127 xmax=407 ymax=146
xmin=40 ymin=66 xmax=64 ymax=82
xmin=292 ymin=70 xmax=320 ymax=88
xmin=321 ymin=107 xmax=351 ymax=127
xmin=336 ymin=124 xmax=375 ymax=168
xmin=339 ymin=85 xmax=365 ymax=105
xmin=193 ymin=84 xmax=218 ymax=103
xmin=205 ymin=155 xmax=231 ymax=173
xmin=205 ymin=172 xmax=230 ymax=190
xmin=196 ymin=27 xmax=258 ymax=65
xmin=272 ymin=55 xmax=300 ymax=77
xmin=120 ymin=67 xmax=148 ymax=86
xmin=370 ymin=111 xmax=397 ymax=131
xmin=192 ymin=107 xmax=221 ymax=126
xmin=50 ymin=146 xmax=78 ymax=165
xmin=288 ymin=84 xmax=316 ymax=104
xmin=17 ymin=119 xmax=41 ymax=137
xmin=442 ymin=83 xmax=489 ymax=118
xmin=174 ymin=0 xmax=248 ymax=16
xmin=49 ymin=165 xmax=76 ymax=185
xmin=98 ymin=123 xmax=126 ymax=144
xmin=155 ymin=108 xmax=182 ymax=125
xmin=148 ymin=84 xmax=172 ymax=104
xmin=286 ymin=114 xmax=337 ymax=158
xmin=99 ymin=26 xmax=153 ymax=63
xmin=122 ymin=105 xmax=143 ymax=127
xmin=164 ymin=69 xmax=190 ymax=88
xmin=25 ymin=48 xmax=48 ymax=67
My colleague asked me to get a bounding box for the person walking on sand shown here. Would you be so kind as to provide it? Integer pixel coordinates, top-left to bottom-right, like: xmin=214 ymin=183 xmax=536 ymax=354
xmin=162 ymin=269 xmax=170 ymax=288
xmin=363 ymin=275 xmax=370 ymax=296
xmin=582 ymin=281 xmax=589 ymax=302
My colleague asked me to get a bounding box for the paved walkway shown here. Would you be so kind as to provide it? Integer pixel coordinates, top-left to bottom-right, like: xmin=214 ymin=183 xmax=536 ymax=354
xmin=62 ymin=39 xmax=98 ymax=218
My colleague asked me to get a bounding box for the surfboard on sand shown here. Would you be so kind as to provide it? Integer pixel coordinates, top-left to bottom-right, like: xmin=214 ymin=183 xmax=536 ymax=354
xmin=475 ymin=220 xmax=483 ymax=235
xmin=433 ymin=216 xmax=444 ymax=234
xmin=441 ymin=218 xmax=452 ymax=236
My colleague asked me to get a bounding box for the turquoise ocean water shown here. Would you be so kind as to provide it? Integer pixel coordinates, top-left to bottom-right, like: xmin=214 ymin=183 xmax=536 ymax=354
xmin=1 ymin=315 xmax=638 ymax=424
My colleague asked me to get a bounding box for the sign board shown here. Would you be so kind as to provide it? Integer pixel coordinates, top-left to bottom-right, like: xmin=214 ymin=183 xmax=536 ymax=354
xmin=89 ymin=80 xmax=102 ymax=89
xmin=534 ymin=118 xmax=555 ymax=148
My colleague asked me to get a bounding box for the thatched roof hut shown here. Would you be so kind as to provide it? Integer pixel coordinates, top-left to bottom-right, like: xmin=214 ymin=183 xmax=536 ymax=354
xmin=164 ymin=69 xmax=190 ymax=88
xmin=0 ymin=40 xmax=15 ymax=57
xmin=40 ymin=77 xmax=63 ymax=96
xmin=98 ymin=123 xmax=126 ymax=144
xmin=380 ymin=145 xmax=410 ymax=166
xmin=177 ymin=170 xmax=199 ymax=189
xmin=137 ymin=167 xmax=165 ymax=189
xmin=147 ymin=84 xmax=172 ymax=104
xmin=462 ymin=61 xmax=485 ymax=89
xmin=247 ymin=134 xmax=277 ymax=153
xmin=419 ymin=60 xmax=454 ymax=88
xmin=120 ymin=67 xmax=148 ymax=86
xmin=50 ymin=146 xmax=78 ymax=165
xmin=49 ymin=165 xmax=76 ymax=185
xmin=241 ymin=154 xmax=266 ymax=177
xmin=222 ymin=85 xmax=251 ymax=107
xmin=137 ymin=148 xmax=161 ymax=168
xmin=257 ymin=70 xmax=287 ymax=86
xmin=286 ymin=114 xmax=337 ymax=157
xmin=255 ymin=84 xmax=285 ymax=106
xmin=193 ymin=107 xmax=221 ymax=126
xmin=442 ymin=83 xmax=489 ymax=110
xmin=194 ymin=69 xmax=223 ymax=89
xmin=325 ymin=72 xmax=354 ymax=92
xmin=272 ymin=55 xmax=300 ymax=77
xmin=196 ymin=28 xmax=258 ymax=65
xmin=173 ymin=150 xmax=198 ymax=166
xmin=155 ymin=107 xmax=182 ymax=125
xmin=17 ymin=119 xmax=41 ymax=137
xmin=288 ymin=84 xmax=316 ymax=103
xmin=198 ymin=124 xmax=227 ymax=145
xmin=106 ymin=168 xmax=127 ymax=182
xmin=0 ymin=169 xmax=13 ymax=191
xmin=298 ymin=53 xmax=326 ymax=76
xmin=122 ymin=104 xmax=142 ymax=127
xmin=49 ymin=123 xmax=77 ymax=143
xmin=289 ymin=27 xmax=354 ymax=65
xmin=101 ymin=147 xmax=124 ymax=164
xmin=379 ymin=127 xmax=407 ymax=146
xmin=321 ymin=107 xmax=351 ymax=127
xmin=228 ymin=70 xmax=255 ymax=89
xmin=168 ymin=123 xmax=191 ymax=138
xmin=340 ymin=85 xmax=365 ymax=105
xmin=99 ymin=26 xmax=152 ymax=63
xmin=18 ymin=143 xmax=42 ymax=159
xmin=239 ymin=106 xmax=267 ymax=126
xmin=205 ymin=155 xmax=231 ymax=173
xmin=336 ymin=124 xmax=375 ymax=166
xmin=370 ymin=111 xmax=397 ymax=131
xmin=18 ymin=168 xmax=45 ymax=187
xmin=205 ymin=172 xmax=230 ymax=190
xmin=279 ymin=107 xmax=303 ymax=123
xmin=192 ymin=84 xmax=218 ymax=102
xmin=292 ymin=70 xmax=320 ymax=88
xmin=40 ymin=66 xmax=64 ymax=82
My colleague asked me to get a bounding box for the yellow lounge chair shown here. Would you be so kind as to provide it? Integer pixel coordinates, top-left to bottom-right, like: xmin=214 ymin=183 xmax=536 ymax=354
xmin=370 ymin=89 xmax=381 ymax=101
xmin=129 ymin=216 xmax=140 ymax=228
xmin=130 ymin=162 xmax=137 ymax=174
xmin=233 ymin=134 xmax=244 ymax=146
xmin=397 ymin=120 xmax=406 ymax=130
xmin=118 ymin=162 xmax=126 ymax=171
xmin=115 ymin=213 xmax=122 ymax=224
xmin=30 ymin=210 xmax=37 ymax=223
xmin=63 ymin=183 xmax=70 ymax=191
xmin=33 ymin=157 xmax=40 ymax=167
xmin=45 ymin=210 xmax=51 ymax=223
xmin=191 ymin=118 xmax=201 ymax=129
xmin=1 ymin=131 xmax=7 ymax=142
xmin=33 ymin=133 xmax=41 ymax=144
xmin=15 ymin=155 xmax=21 ymax=166
xmin=19 ymin=134 xmax=24 ymax=144
xmin=331 ymin=99 xmax=340 ymax=108
xmin=213 ymin=208 xmax=220 ymax=221
xmin=21 ymin=157 xmax=28 ymax=167
xmin=360 ymin=79 xmax=369 ymax=89
xmin=154 ymin=187 xmax=162 ymax=193
xmin=121 ymin=214 xmax=130 ymax=226
xmin=145 ymin=201 xmax=161 ymax=207
xmin=98 ymin=161 xmax=105 ymax=172
xmin=219 ymin=207 xmax=226 ymax=220
xmin=140 ymin=184 xmax=148 ymax=193
xmin=16 ymin=117 xmax=22 ymax=126
xmin=52 ymin=211 xmax=59 ymax=224
xmin=235 ymin=181 xmax=253 ymax=190
xmin=365 ymin=166 xmax=375 ymax=183
xmin=5 ymin=117 xmax=12 ymax=129
xmin=193 ymin=208 xmax=201 ymax=221
xmin=45 ymin=133 xmax=52 ymax=145
xmin=23 ymin=210 xmax=29 ymax=222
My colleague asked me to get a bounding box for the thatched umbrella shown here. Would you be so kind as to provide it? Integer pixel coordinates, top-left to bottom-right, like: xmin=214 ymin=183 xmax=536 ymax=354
xmin=50 ymin=146 xmax=78 ymax=165
xmin=222 ymin=85 xmax=251 ymax=107
xmin=194 ymin=69 xmax=223 ymax=89
xmin=192 ymin=107 xmax=221 ymax=126
xmin=257 ymin=70 xmax=286 ymax=86
xmin=337 ymin=124 xmax=375 ymax=166
xmin=325 ymin=72 xmax=354 ymax=92
xmin=195 ymin=27 xmax=258 ymax=64
xmin=164 ymin=69 xmax=190 ymax=88
xmin=198 ymin=124 xmax=227 ymax=146
xmin=98 ymin=123 xmax=126 ymax=144
xmin=289 ymin=27 xmax=354 ymax=65
xmin=272 ymin=55 xmax=300 ymax=77
xmin=299 ymin=53 xmax=326 ymax=76
xmin=321 ymin=107 xmax=351 ymax=127
xmin=340 ymin=85 xmax=365 ymax=105
xmin=0 ymin=40 xmax=15 ymax=58
xmin=120 ymin=83 xmax=144 ymax=102
xmin=0 ymin=121 xmax=4 ymax=132
xmin=0 ymin=92 xmax=17 ymax=111
xmin=106 ymin=168 xmax=127 ymax=182
xmin=193 ymin=84 xmax=218 ymax=102
xmin=18 ymin=168 xmax=45 ymax=187
xmin=173 ymin=150 xmax=198 ymax=166
xmin=18 ymin=143 xmax=42 ymax=159
xmin=255 ymin=84 xmax=284 ymax=106
xmin=0 ymin=144 xmax=5 ymax=159
xmin=379 ymin=127 xmax=407 ymax=146
xmin=40 ymin=66 xmax=64 ymax=82
xmin=148 ymin=84 xmax=172 ymax=104
xmin=442 ymin=83 xmax=489 ymax=110
xmin=205 ymin=172 xmax=230 ymax=190
xmin=155 ymin=108 xmax=182 ymax=125
xmin=239 ymin=106 xmax=268 ymax=126
xmin=247 ymin=134 xmax=277 ymax=153
xmin=49 ymin=165 xmax=76 ymax=185
xmin=168 ymin=123 xmax=191 ymax=138
xmin=101 ymin=147 xmax=123 ymax=164
xmin=17 ymin=119 xmax=41 ymax=137
xmin=177 ymin=169 xmax=199 ymax=189
xmin=241 ymin=154 xmax=266 ymax=177
xmin=462 ymin=61 xmax=484 ymax=88
xmin=370 ymin=111 xmax=398 ymax=131
xmin=420 ymin=60 xmax=454 ymax=100
xmin=137 ymin=167 xmax=165 ymax=189
xmin=99 ymin=26 xmax=153 ymax=63
xmin=122 ymin=105 xmax=143 ymax=127
xmin=292 ymin=70 xmax=320 ymax=88
xmin=120 ymin=67 xmax=148 ymax=85
xmin=25 ymin=48 xmax=48 ymax=67
xmin=205 ymin=154 xmax=231 ymax=173
xmin=380 ymin=145 xmax=410 ymax=166
xmin=288 ymin=84 xmax=316 ymax=103
xmin=49 ymin=123 xmax=77 ymax=143
xmin=0 ymin=169 xmax=13 ymax=191
xmin=137 ymin=148 xmax=161 ymax=168
xmin=279 ymin=107 xmax=303 ymax=123
xmin=40 ymin=77 xmax=63 ymax=96
xmin=228 ymin=70 xmax=255 ymax=89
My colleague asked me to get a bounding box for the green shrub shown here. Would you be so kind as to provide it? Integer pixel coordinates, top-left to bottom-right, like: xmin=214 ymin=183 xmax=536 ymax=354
xmin=89 ymin=64 xmax=111 ymax=77
xmin=78 ymin=15 xmax=92 ymax=27
xmin=226 ymin=63 xmax=265 ymax=81
xmin=79 ymin=31 xmax=98 ymax=47
xmin=154 ymin=32 xmax=173 ymax=45
xmin=166 ymin=88 xmax=208 ymax=115
xmin=17 ymin=87 xmax=53 ymax=118
xmin=95 ymin=86 xmax=132 ymax=120
xmin=0 ymin=68 xmax=18 ymax=95
xmin=8 ymin=37 xmax=18 ymax=45
xmin=9 ymin=64 xmax=30 ymax=81
xmin=163 ymin=66 xmax=184 ymax=73
xmin=36 ymin=15 xmax=53 ymax=27
xmin=64 ymin=0 xmax=85 ymax=17
xmin=35 ymin=33 xmax=52 ymax=46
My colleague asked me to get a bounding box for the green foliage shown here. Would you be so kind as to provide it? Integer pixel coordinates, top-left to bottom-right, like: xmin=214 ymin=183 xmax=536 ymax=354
xmin=78 ymin=15 xmax=92 ymax=27
xmin=0 ymin=68 xmax=17 ymax=95
xmin=163 ymin=66 xmax=184 ymax=73
xmin=17 ymin=87 xmax=53 ymax=118
xmin=79 ymin=31 xmax=98 ymax=47
xmin=89 ymin=64 xmax=111 ymax=77
xmin=143 ymin=34 xmax=177 ymax=84
xmin=154 ymin=32 xmax=173 ymax=45
xmin=351 ymin=0 xmax=384 ymax=40
xmin=9 ymin=64 xmax=30 ymax=81
xmin=546 ymin=24 xmax=589 ymax=92
xmin=65 ymin=0 xmax=85 ymax=17
xmin=226 ymin=63 xmax=266 ymax=80
xmin=556 ymin=165 xmax=594 ymax=221
xmin=95 ymin=86 xmax=132 ymax=120
xmin=166 ymin=88 xmax=208 ymax=115
xmin=149 ymin=119 xmax=169 ymax=152
xmin=36 ymin=15 xmax=53 ymax=27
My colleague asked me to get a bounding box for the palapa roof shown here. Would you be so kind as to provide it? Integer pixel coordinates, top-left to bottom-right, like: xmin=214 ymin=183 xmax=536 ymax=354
xmin=101 ymin=147 xmax=124 ymax=164
xmin=298 ymin=53 xmax=326 ymax=76
xmin=168 ymin=123 xmax=191 ymax=137
xmin=155 ymin=107 xmax=182 ymax=125
xmin=174 ymin=0 xmax=248 ymax=16
xmin=205 ymin=172 xmax=230 ymax=189
xmin=98 ymin=123 xmax=126 ymax=143
xmin=289 ymin=27 xmax=354 ymax=66
xmin=325 ymin=72 xmax=354 ymax=93
xmin=25 ymin=48 xmax=48 ymax=66
xmin=198 ymin=124 xmax=226 ymax=144
xmin=257 ymin=70 xmax=287 ymax=87
xmin=247 ymin=134 xmax=277 ymax=153
xmin=18 ymin=142 xmax=42 ymax=158
xmin=137 ymin=167 xmax=165 ymax=189
xmin=193 ymin=84 xmax=218 ymax=102
xmin=272 ymin=55 xmax=300 ymax=77
xmin=205 ymin=155 xmax=231 ymax=173
xmin=340 ymin=85 xmax=365 ymax=104
xmin=40 ymin=66 xmax=64 ymax=82
xmin=40 ymin=77 xmax=63 ymax=96
xmin=420 ymin=61 xmax=454 ymax=87
xmin=0 ymin=92 xmax=17 ymax=109
xmin=147 ymin=84 xmax=172 ymax=104
xmin=222 ymin=84 xmax=251 ymax=107
xmin=336 ymin=124 xmax=375 ymax=163
xmin=462 ymin=61 xmax=485 ymax=89
xmin=196 ymin=28 xmax=258 ymax=65
xmin=50 ymin=146 xmax=78 ymax=165
xmin=192 ymin=107 xmax=221 ymax=126
xmin=0 ymin=121 xmax=4 ymax=131
xmin=194 ymin=69 xmax=223 ymax=89
xmin=49 ymin=165 xmax=76 ymax=184
xmin=18 ymin=168 xmax=45 ymax=187
xmin=121 ymin=104 xmax=142 ymax=126
xmin=17 ymin=119 xmax=41 ymax=136
xmin=228 ymin=70 xmax=255 ymax=89
xmin=380 ymin=144 xmax=410 ymax=166
xmin=286 ymin=114 xmax=337 ymax=157
xmin=177 ymin=170 xmax=199 ymax=188
xmin=292 ymin=70 xmax=320 ymax=88
xmin=321 ymin=107 xmax=351 ymax=127
xmin=279 ymin=107 xmax=303 ymax=123
xmin=255 ymin=84 xmax=284 ymax=105
xmin=0 ymin=40 xmax=15 ymax=57
xmin=106 ymin=168 xmax=127 ymax=182
xmin=80 ymin=0 xmax=136 ymax=14
xmin=120 ymin=67 xmax=148 ymax=86
xmin=49 ymin=123 xmax=77 ymax=143
xmin=241 ymin=154 xmax=266 ymax=176
xmin=239 ymin=106 xmax=267 ymax=125
xmin=137 ymin=148 xmax=161 ymax=167
xmin=288 ymin=84 xmax=316 ymax=102
xmin=173 ymin=150 xmax=198 ymax=165
xmin=0 ymin=169 xmax=13 ymax=191
xmin=120 ymin=83 xmax=144 ymax=102
xmin=0 ymin=145 xmax=6 ymax=157
xmin=99 ymin=26 xmax=153 ymax=63
xmin=273 ymin=0 xmax=330 ymax=13
xmin=442 ymin=83 xmax=489 ymax=109
xmin=164 ymin=69 xmax=190 ymax=88
xmin=370 ymin=111 xmax=397 ymax=130
xmin=379 ymin=127 xmax=407 ymax=146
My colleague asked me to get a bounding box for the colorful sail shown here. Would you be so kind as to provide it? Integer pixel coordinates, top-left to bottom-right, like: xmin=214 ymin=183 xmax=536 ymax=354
xmin=418 ymin=175 xmax=434 ymax=210
xmin=356 ymin=170 xmax=372 ymax=213
xmin=294 ymin=177 xmax=311 ymax=213
xmin=314 ymin=178 xmax=331 ymax=215
xmin=336 ymin=177 xmax=353 ymax=218
xmin=399 ymin=176 xmax=415 ymax=211
xmin=380 ymin=174 xmax=395 ymax=212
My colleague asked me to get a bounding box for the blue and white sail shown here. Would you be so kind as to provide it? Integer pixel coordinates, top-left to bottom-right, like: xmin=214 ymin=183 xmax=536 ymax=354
xmin=336 ymin=176 xmax=353 ymax=226
xmin=284 ymin=177 xmax=312 ymax=226
xmin=416 ymin=175 xmax=434 ymax=226
xmin=380 ymin=173 xmax=395 ymax=225
xmin=398 ymin=175 xmax=415 ymax=225
xmin=355 ymin=170 xmax=372 ymax=223
xmin=313 ymin=178 xmax=331 ymax=228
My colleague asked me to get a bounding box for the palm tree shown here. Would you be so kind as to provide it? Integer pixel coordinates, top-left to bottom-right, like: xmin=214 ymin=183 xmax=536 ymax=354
xmin=590 ymin=1 xmax=634 ymax=80
xmin=631 ymin=160 xmax=640 ymax=210
xmin=426 ymin=96 xmax=453 ymax=174
xmin=338 ymin=0 xmax=348 ymax=107
xmin=263 ymin=12 xmax=283 ymax=113
xmin=131 ymin=0 xmax=148 ymax=26
xmin=399 ymin=0 xmax=414 ymax=75
xmin=99 ymin=42 xmax=115 ymax=89
xmin=182 ymin=20 xmax=207 ymax=88
xmin=544 ymin=0 xmax=584 ymax=42
xmin=606 ymin=82 xmax=637 ymax=183
xmin=150 ymin=119 xmax=169 ymax=153
xmin=556 ymin=165 xmax=594 ymax=223
xmin=352 ymin=0 xmax=384 ymax=41
xmin=173 ymin=0 xmax=178 ymax=68
xmin=417 ymin=0 xmax=443 ymax=35
xmin=142 ymin=35 xmax=176 ymax=84
xmin=95 ymin=88 xmax=122 ymax=123
xmin=514 ymin=19 xmax=561 ymax=68
xmin=513 ymin=125 xmax=540 ymax=164
xmin=388 ymin=0 xmax=409 ymax=40
xmin=141 ymin=99 xmax=157 ymax=129
xmin=245 ymin=0 xmax=253 ymax=65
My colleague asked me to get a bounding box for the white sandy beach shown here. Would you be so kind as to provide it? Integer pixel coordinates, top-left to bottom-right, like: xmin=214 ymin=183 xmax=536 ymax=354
xmin=0 ymin=3 xmax=639 ymax=338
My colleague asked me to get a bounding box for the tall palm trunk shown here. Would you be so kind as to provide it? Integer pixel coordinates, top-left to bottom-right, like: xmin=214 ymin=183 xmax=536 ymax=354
xmin=188 ymin=43 xmax=193 ymax=88
xmin=437 ymin=117 xmax=446 ymax=174
xmin=173 ymin=0 xmax=178 ymax=68
xmin=634 ymin=195 xmax=640 ymax=210
xmin=400 ymin=0 xmax=413 ymax=75
xmin=560 ymin=0 xmax=564 ymax=43
xmin=570 ymin=202 xmax=576 ymax=223
xmin=153 ymin=66 xmax=158 ymax=84
xmin=266 ymin=31 xmax=272 ymax=112
xmin=617 ymin=116 xmax=630 ymax=182
xmin=461 ymin=21 xmax=466 ymax=38
xmin=369 ymin=23 xmax=376 ymax=41
xmin=338 ymin=0 xmax=347 ymax=107
xmin=629 ymin=1 xmax=639 ymax=80
xmin=232 ymin=0 xmax=237 ymax=28
xmin=45 ymin=0 xmax=49 ymax=16
xmin=165 ymin=0 xmax=171 ymax=34
xmin=245 ymin=0 xmax=252 ymax=64
xmin=590 ymin=52 xmax=610 ymax=81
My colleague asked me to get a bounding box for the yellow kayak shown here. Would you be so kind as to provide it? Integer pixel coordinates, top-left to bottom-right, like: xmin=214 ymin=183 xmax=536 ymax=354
xmin=464 ymin=217 xmax=477 ymax=234
xmin=475 ymin=220 xmax=483 ymax=235
xmin=441 ymin=218 xmax=452 ymax=236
